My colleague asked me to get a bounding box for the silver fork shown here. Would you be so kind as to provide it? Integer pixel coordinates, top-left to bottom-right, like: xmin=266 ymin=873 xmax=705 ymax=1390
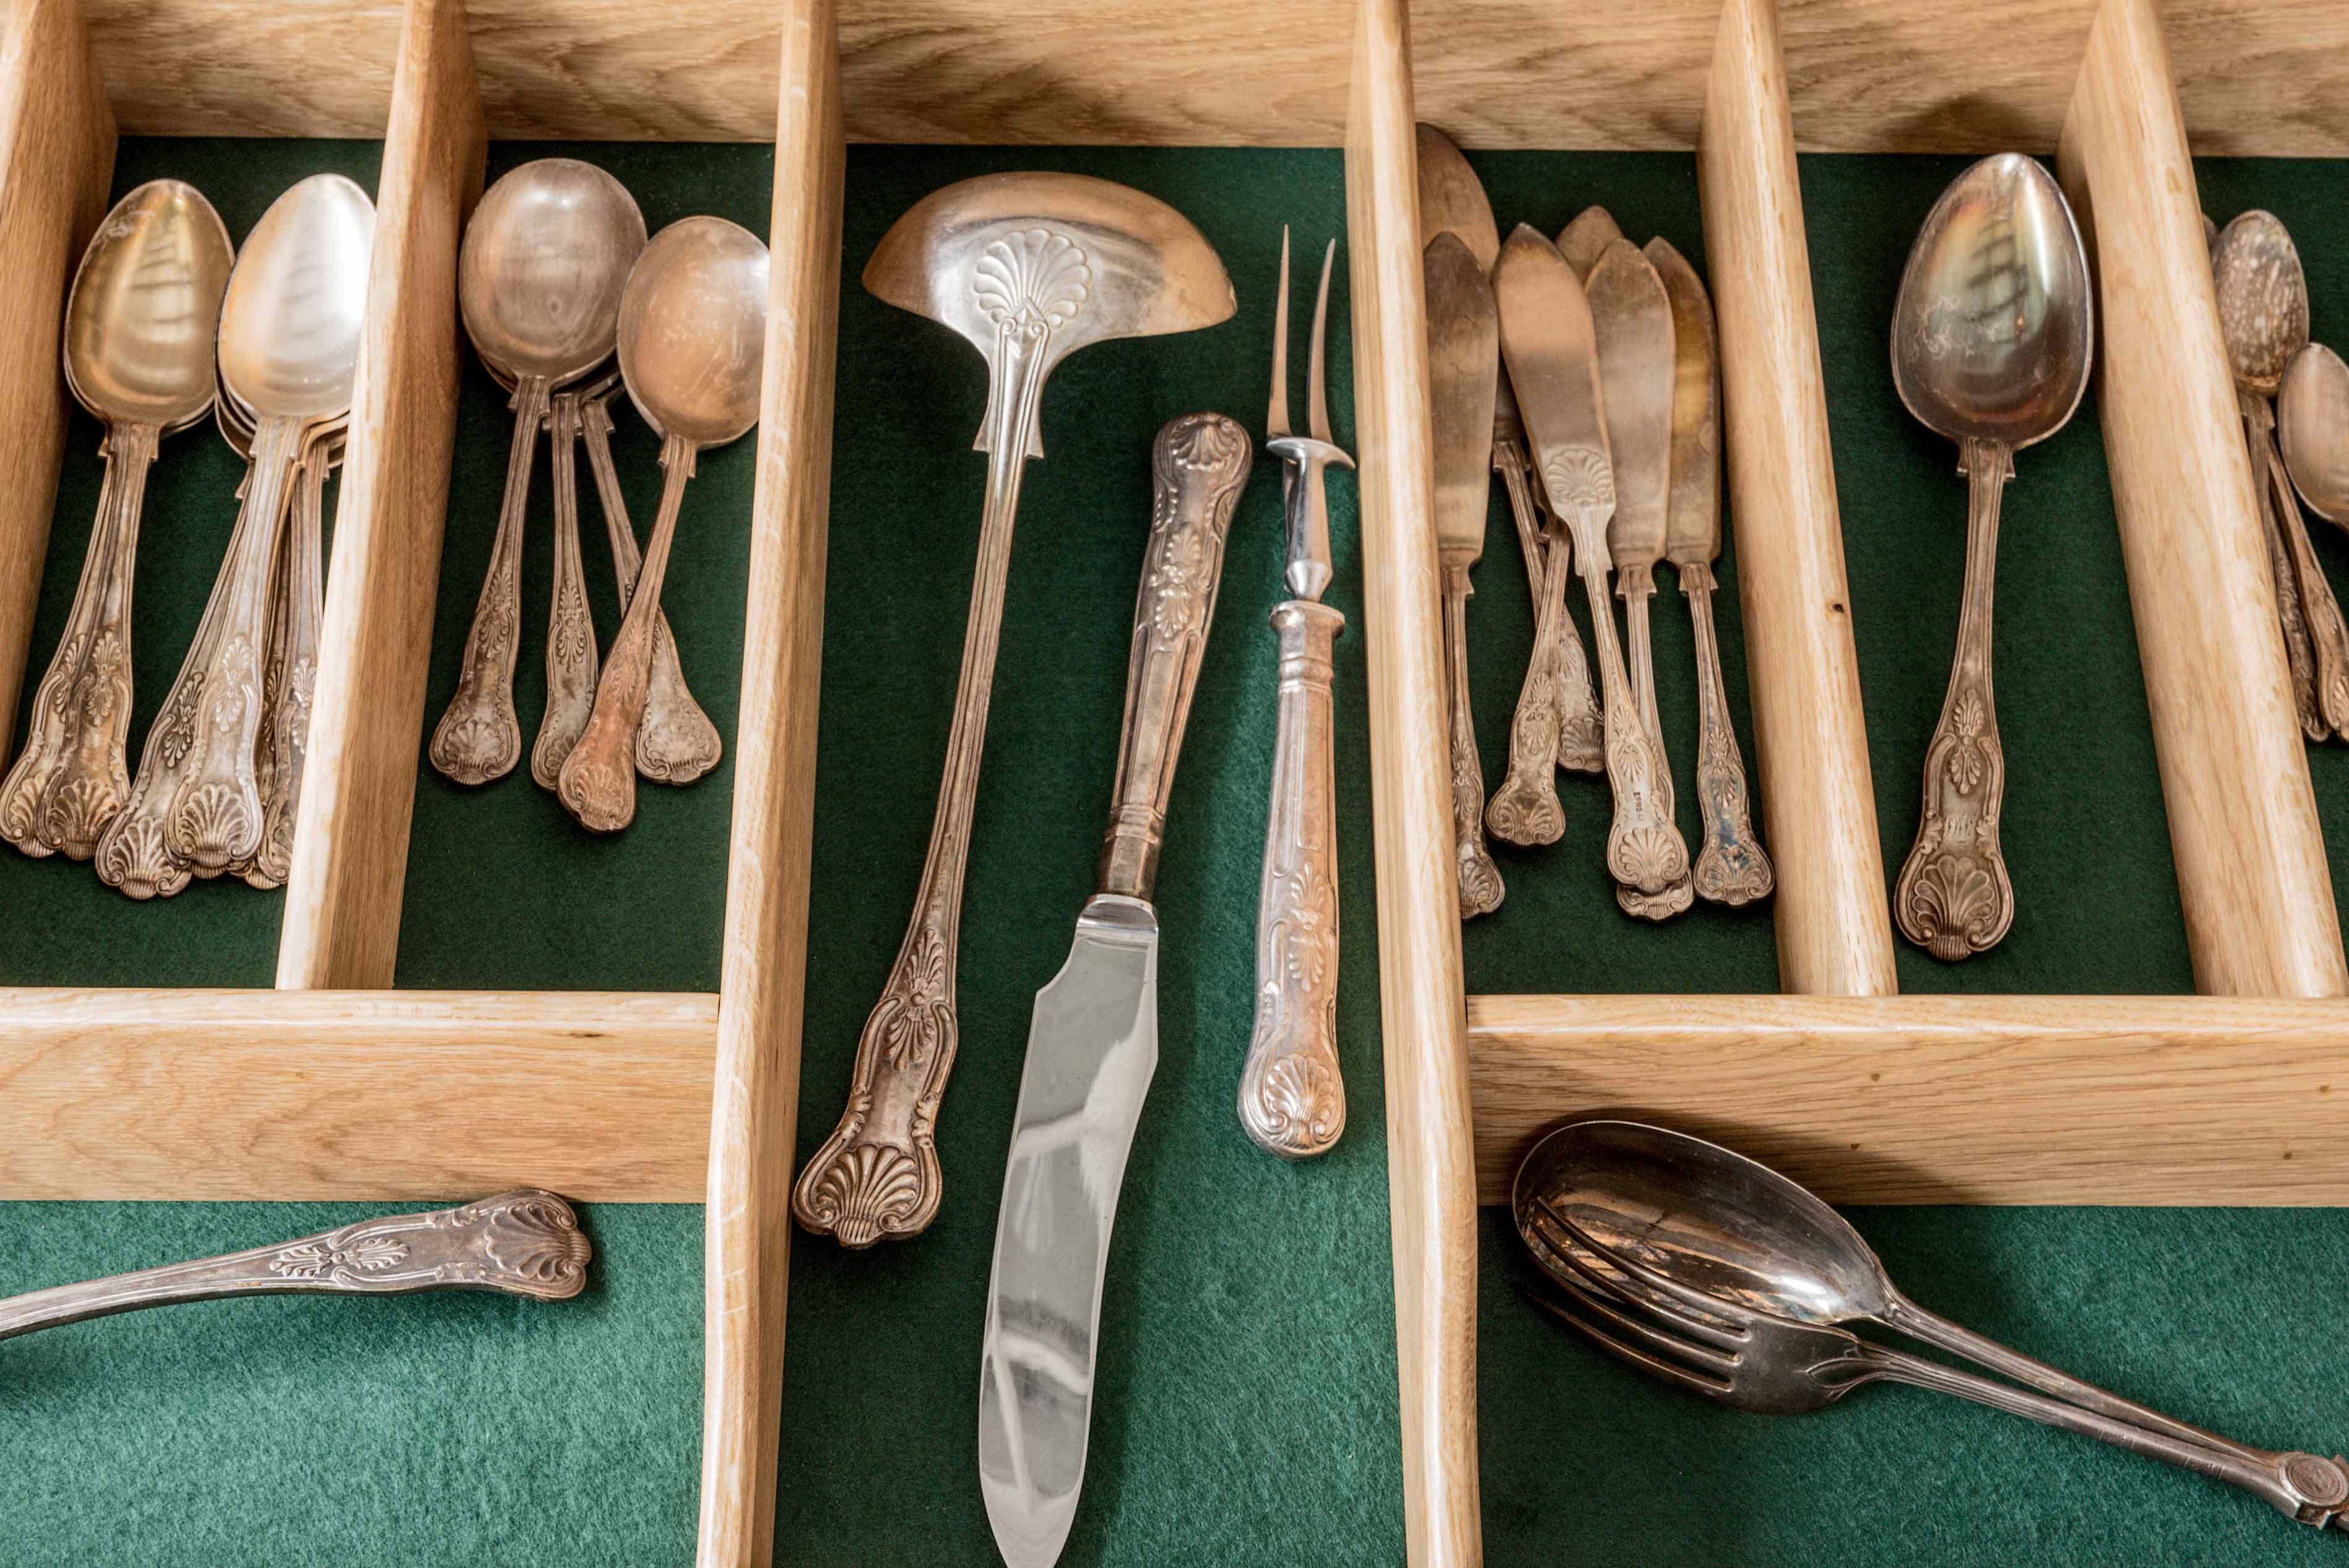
xmin=1521 ymin=1198 xmax=2349 ymax=1532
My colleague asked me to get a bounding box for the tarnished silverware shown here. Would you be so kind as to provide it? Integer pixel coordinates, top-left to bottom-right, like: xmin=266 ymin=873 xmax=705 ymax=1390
xmin=557 ymin=217 xmax=766 ymax=833
xmin=432 ymin=159 xmax=646 ymax=788
xmin=1648 ymin=236 xmax=1771 ymax=906
xmin=1242 ymin=236 xmax=1349 ymax=1162
xmin=1588 ymin=239 xmax=1692 ymax=921
xmin=1 ymin=181 xmax=232 ymax=862
xmin=794 ymin=174 xmax=1234 ymax=1247
xmin=1415 ymin=127 xmax=1507 ymax=917
xmin=0 ymin=1191 xmax=589 ymax=1344
xmin=1495 ymin=225 xmax=1687 ymax=895
xmin=2217 ymin=212 xmax=2349 ymax=739
xmin=97 ymin=174 xmax=373 ymax=899
xmin=1557 ymin=206 xmax=1624 ymax=281
xmin=1889 ymin=155 xmax=2092 ymax=961
xmin=2282 ymin=342 xmax=2349 ymax=533
xmin=980 ymin=412 xmax=1251 ymax=1567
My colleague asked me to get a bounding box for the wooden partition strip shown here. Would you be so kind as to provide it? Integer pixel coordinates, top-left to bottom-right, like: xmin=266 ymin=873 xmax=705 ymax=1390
xmin=694 ymin=2 xmax=839 ymax=1564
xmin=1468 ymin=992 xmax=2349 ymax=1205
xmin=0 ymin=0 xmax=113 ymax=747
xmin=1346 ymin=1 xmax=1481 ymax=1563
xmin=0 ymin=987 xmax=713 ymax=1200
xmin=2056 ymin=0 xmax=2346 ymax=998
xmin=1696 ymin=0 xmax=1895 ymax=997
xmin=277 ymin=0 xmax=485 ymax=990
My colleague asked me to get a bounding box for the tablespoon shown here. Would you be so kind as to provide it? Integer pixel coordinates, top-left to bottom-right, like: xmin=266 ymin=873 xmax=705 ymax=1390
xmin=0 ymin=181 xmax=232 ymax=861
xmin=556 ymin=216 xmax=767 ymax=833
xmin=1888 ymin=154 xmax=2092 ymax=961
xmin=2282 ymin=342 xmax=2349 ymax=531
xmin=431 ymin=158 xmax=646 ymax=789
xmin=96 ymin=173 xmax=373 ymax=898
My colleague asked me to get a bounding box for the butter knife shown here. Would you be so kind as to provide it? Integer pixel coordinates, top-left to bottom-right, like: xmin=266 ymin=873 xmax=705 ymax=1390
xmin=979 ymin=411 xmax=1252 ymax=1568
xmin=1494 ymin=224 xmax=1689 ymax=895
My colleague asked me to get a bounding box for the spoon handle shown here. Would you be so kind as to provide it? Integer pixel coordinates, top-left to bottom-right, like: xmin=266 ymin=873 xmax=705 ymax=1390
xmin=2249 ymin=422 xmax=2327 ymax=740
xmin=580 ymin=394 xmax=721 ymax=784
xmin=1568 ymin=511 xmax=1687 ymax=894
xmin=1614 ymin=565 xmax=1692 ymax=922
xmin=1894 ymin=436 xmax=2015 ymax=960
xmin=0 ymin=1191 xmax=589 ymax=1344
xmin=557 ymin=432 xmax=696 ymax=833
xmin=1679 ymin=561 xmax=1773 ymax=906
xmin=430 ymin=375 xmax=548 ymax=786
xmin=2249 ymin=394 xmax=2349 ymax=735
xmin=1487 ymin=528 xmax=1568 ymax=847
xmin=0 ymin=420 xmax=157 ymax=860
xmin=243 ymin=446 xmax=328 ymax=889
xmin=1493 ymin=435 xmax=1601 ymax=771
xmin=1440 ymin=561 xmax=1503 ymax=917
xmin=531 ymin=392 xmax=600 ymax=788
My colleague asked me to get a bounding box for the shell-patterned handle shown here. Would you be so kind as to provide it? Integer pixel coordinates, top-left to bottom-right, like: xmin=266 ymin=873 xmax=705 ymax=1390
xmin=532 ymin=392 xmax=601 ymax=788
xmin=431 ymin=376 xmax=548 ymax=786
xmin=1681 ymin=561 xmax=1773 ymax=905
xmin=241 ymin=447 xmax=328 ymax=889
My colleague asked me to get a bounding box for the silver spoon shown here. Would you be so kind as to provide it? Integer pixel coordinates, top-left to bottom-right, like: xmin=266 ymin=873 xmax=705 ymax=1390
xmin=2216 ymin=212 xmax=2349 ymax=739
xmin=1515 ymin=1120 xmax=2349 ymax=1535
xmin=95 ymin=173 xmax=373 ymax=898
xmin=1888 ymin=154 xmax=2092 ymax=961
xmin=430 ymin=158 xmax=646 ymax=789
xmin=1 ymin=181 xmax=232 ymax=862
xmin=2282 ymin=342 xmax=2349 ymax=531
xmin=556 ymin=215 xmax=767 ymax=833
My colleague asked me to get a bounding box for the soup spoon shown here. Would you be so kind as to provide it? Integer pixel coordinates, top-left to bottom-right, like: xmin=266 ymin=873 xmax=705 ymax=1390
xmin=431 ymin=158 xmax=646 ymax=789
xmin=0 ymin=180 xmax=231 ymax=861
xmin=1888 ymin=154 xmax=2092 ymax=961
xmin=97 ymin=173 xmax=373 ymax=898
xmin=556 ymin=215 xmax=768 ymax=833
xmin=2281 ymin=342 xmax=2349 ymax=532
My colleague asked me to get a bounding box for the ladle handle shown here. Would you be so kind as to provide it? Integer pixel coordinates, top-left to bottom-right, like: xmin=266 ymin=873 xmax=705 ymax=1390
xmin=431 ymin=374 xmax=549 ymax=786
xmin=243 ymin=446 xmax=329 ymax=889
xmin=1893 ymin=435 xmax=2014 ymax=961
xmin=1487 ymin=529 xmax=1570 ymax=848
xmin=532 ymin=392 xmax=600 ymax=788
xmin=1613 ymin=566 xmax=1692 ymax=923
xmin=582 ymin=394 xmax=720 ymax=784
xmin=1567 ymin=502 xmax=1687 ymax=895
xmin=1680 ymin=560 xmax=1772 ymax=906
xmin=0 ymin=420 xmax=158 ymax=860
xmin=1440 ymin=560 xmax=1503 ymax=917
xmin=558 ymin=432 xmax=696 ymax=833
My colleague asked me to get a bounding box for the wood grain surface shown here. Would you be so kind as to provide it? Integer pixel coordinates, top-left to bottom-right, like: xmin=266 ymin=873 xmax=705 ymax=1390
xmin=278 ymin=0 xmax=485 ymax=989
xmin=1697 ymin=0 xmax=1897 ymax=997
xmin=694 ymin=3 xmax=839 ymax=1565
xmin=0 ymin=987 xmax=714 ymax=1199
xmin=1347 ymin=2 xmax=1482 ymax=1564
xmin=1469 ymin=992 xmax=2349 ymax=1205
xmin=2056 ymin=0 xmax=2347 ymax=997
xmin=0 ymin=0 xmax=112 ymax=752
xmin=64 ymin=0 xmax=2349 ymax=155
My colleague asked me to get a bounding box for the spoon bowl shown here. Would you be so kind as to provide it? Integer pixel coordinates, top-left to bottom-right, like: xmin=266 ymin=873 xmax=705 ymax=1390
xmin=2282 ymin=342 xmax=2349 ymax=526
xmin=217 ymin=173 xmax=376 ymax=423
xmin=2213 ymin=211 xmax=2308 ymax=397
xmin=1891 ymin=152 xmax=2092 ymax=451
xmin=618 ymin=215 xmax=770 ymax=449
xmin=64 ymin=180 xmax=233 ymax=433
xmin=461 ymin=158 xmax=646 ymax=388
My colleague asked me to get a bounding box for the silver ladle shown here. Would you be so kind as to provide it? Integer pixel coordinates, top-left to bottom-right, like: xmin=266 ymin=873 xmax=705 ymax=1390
xmin=0 ymin=180 xmax=232 ymax=862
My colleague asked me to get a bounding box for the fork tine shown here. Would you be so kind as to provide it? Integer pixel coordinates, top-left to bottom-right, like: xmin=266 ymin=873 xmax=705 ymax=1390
xmin=1307 ymin=238 xmax=1336 ymax=444
xmin=1523 ymin=1209 xmax=1746 ymax=1355
xmin=1536 ymin=1264 xmax=1741 ymax=1378
xmin=1541 ymin=1197 xmax=1759 ymax=1332
xmin=1267 ymin=226 xmax=1292 ymax=438
xmin=1518 ymin=1281 xmax=1734 ymax=1398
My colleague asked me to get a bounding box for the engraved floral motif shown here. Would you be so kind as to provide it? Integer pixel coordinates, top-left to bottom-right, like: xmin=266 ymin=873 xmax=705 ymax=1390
xmin=801 ymin=1142 xmax=924 ymax=1250
xmin=96 ymin=813 xmax=184 ymax=898
xmin=1905 ymin=851 xmax=2004 ymax=961
xmin=1944 ymin=691 xmax=1988 ymax=794
xmin=972 ymin=228 xmax=1091 ymax=339
xmin=269 ymin=1234 xmax=411 ymax=1280
xmin=875 ymin=921 xmax=953 ymax=1071
xmin=155 ymin=674 xmax=206 ymax=768
xmin=1612 ymin=821 xmax=1689 ymax=896
xmin=1538 ymin=444 xmax=1614 ymax=516
xmin=1449 ymin=721 xmax=1503 ymax=919
xmin=42 ymin=773 xmax=123 ymax=861
xmin=173 ymin=780 xmax=255 ymax=865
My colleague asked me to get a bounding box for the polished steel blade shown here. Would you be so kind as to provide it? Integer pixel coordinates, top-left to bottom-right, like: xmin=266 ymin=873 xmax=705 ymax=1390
xmin=979 ymin=894 xmax=1160 ymax=1568
xmin=1645 ymin=236 xmax=1721 ymax=570
xmin=1493 ymin=224 xmax=1614 ymax=555
xmin=1586 ymin=240 xmax=1676 ymax=573
xmin=1426 ymin=230 xmax=1500 ymax=563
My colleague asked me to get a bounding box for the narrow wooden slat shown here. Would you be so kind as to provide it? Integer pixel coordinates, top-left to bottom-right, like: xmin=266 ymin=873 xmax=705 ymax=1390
xmin=1468 ymin=992 xmax=2349 ymax=1206
xmin=0 ymin=0 xmax=113 ymax=746
xmin=277 ymin=0 xmax=485 ymax=990
xmin=0 ymin=987 xmax=713 ymax=1200
xmin=2056 ymin=0 xmax=2346 ymax=998
xmin=1696 ymin=0 xmax=1895 ymax=997
xmin=1346 ymin=1 xmax=1480 ymax=1562
xmin=694 ymin=1 xmax=839 ymax=1562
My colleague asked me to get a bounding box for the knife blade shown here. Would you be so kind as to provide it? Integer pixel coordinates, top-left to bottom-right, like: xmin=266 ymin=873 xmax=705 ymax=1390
xmin=1645 ymin=236 xmax=1721 ymax=572
xmin=1558 ymin=205 xmax=1625 ymax=282
xmin=979 ymin=412 xmax=1253 ymax=1568
xmin=1427 ymin=232 xmax=1500 ymax=566
xmin=1588 ymin=239 xmax=1676 ymax=580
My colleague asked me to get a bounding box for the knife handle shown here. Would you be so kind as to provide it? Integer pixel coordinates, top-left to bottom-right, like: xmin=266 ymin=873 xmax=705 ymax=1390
xmin=1097 ymin=413 xmax=1253 ymax=902
xmin=1240 ymin=597 xmax=1346 ymax=1159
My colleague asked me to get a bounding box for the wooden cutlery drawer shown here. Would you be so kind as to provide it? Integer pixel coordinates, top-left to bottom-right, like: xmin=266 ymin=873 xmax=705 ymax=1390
xmin=2 ymin=0 xmax=2347 ymax=1565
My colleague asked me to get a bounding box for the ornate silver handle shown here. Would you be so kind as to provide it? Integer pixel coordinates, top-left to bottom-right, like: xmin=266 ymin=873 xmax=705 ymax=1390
xmin=1097 ymin=413 xmax=1252 ymax=900
xmin=0 ymin=1191 xmax=589 ymax=1343
xmin=1440 ymin=562 xmax=1503 ymax=917
xmin=1492 ymin=435 xmax=1601 ymax=773
xmin=2249 ymin=393 xmax=2349 ymax=735
xmin=1895 ymin=435 xmax=2014 ymax=959
xmin=1564 ymin=530 xmax=1687 ymax=894
xmin=581 ymin=393 xmax=722 ymax=784
xmin=532 ymin=391 xmax=601 ymax=789
xmin=241 ymin=444 xmax=329 ymax=890
xmin=1240 ymin=597 xmax=1346 ymax=1159
xmin=1613 ymin=565 xmax=1693 ymax=920
xmin=1486 ymin=524 xmax=1568 ymax=846
xmin=431 ymin=375 xmax=549 ymax=786
xmin=0 ymin=420 xmax=158 ymax=860
xmin=1679 ymin=560 xmax=1773 ymax=906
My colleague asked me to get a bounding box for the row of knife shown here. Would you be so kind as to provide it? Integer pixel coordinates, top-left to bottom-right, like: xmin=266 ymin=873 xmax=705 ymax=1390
xmin=1419 ymin=126 xmax=1773 ymax=921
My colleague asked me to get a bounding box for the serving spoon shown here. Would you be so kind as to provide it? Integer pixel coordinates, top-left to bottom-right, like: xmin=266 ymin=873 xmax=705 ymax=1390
xmin=2281 ymin=342 xmax=2349 ymax=533
xmin=0 ymin=180 xmax=232 ymax=862
xmin=1888 ymin=154 xmax=2092 ymax=961
xmin=556 ymin=215 xmax=767 ymax=833
xmin=97 ymin=173 xmax=373 ymax=898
